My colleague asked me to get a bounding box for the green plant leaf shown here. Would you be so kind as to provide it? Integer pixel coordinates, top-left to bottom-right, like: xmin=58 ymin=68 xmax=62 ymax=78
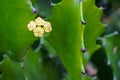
xmin=83 ymin=0 xmax=105 ymax=63
xmin=0 ymin=48 xmax=57 ymax=80
xmin=24 ymin=49 xmax=43 ymax=80
xmin=46 ymin=0 xmax=82 ymax=79
xmin=45 ymin=0 xmax=105 ymax=79
xmin=83 ymin=0 xmax=104 ymax=53
xmin=0 ymin=49 xmax=42 ymax=80
xmin=24 ymin=48 xmax=62 ymax=80
xmin=0 ymin=0 xmax=36 ymax=61
xmin=0 ymin=55 xmax=24 ymax=80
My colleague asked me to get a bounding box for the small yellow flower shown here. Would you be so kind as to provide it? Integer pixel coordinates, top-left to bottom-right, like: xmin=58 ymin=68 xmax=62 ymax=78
xmin=27 ymin=17 xmax=52 ymax=38
xmin=35 ymin=17 xmax=45 ymax=26
xmin=33 ymin=27 xmax=44 ymax=37
xmin=43 ymin=21 xmax=52 ymax=32
xmin=27 ymin=21 xmax=36 ymax=31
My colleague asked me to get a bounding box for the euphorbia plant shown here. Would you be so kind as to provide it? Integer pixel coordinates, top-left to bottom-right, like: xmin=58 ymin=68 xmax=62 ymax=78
xmin=0 ymin=0 xmax=106 ymax=80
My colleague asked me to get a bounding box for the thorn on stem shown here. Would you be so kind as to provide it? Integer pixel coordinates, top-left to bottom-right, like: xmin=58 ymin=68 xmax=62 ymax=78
xmin=81 ymin=20 xmax=87 ymax=25
xmin=32 ymin=8 xmax=38 ymax=14
xmin=99 ymin=6 xmax=107 ymax=10
xmin=50 ymin=0 xmax=54 ymax=7
xmin=80 ymin=0 xmax=83 ymax=2
xmin=81 ymin=69 xmax=87 ymax=75
xmin=81 ymin=47 xmax=87 ymax=53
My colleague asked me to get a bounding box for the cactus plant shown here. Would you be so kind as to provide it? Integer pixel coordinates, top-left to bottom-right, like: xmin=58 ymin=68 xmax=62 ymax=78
xmin=0 ymin=0 xmax=120 ymax=80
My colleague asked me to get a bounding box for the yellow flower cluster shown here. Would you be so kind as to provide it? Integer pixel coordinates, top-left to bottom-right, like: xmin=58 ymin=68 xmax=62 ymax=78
xmin=27 ymin=17 xmax=52 ymax=37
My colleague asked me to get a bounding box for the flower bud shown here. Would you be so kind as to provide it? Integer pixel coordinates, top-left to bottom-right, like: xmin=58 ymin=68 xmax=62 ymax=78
xmin=33 ymin=27 xmax=44 ymax=37
xmin=44 ymin=21 xmax=52 ymax=32
xmin=27 ymin=21 xmax=36 ymax=31
xmin=35 ymin=17 xmax=45 ymax=26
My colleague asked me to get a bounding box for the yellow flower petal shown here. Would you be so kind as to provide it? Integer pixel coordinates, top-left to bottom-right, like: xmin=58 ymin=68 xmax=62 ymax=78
xmin=43 ymin=21 xmax=52 ymax=32
xmin=33 ymin=27 xmax=44 ymax=37
xmin=35 ymin=17 xmax=45 ymax=26
xmin=27 ymin=21 xmax=36 ymax=31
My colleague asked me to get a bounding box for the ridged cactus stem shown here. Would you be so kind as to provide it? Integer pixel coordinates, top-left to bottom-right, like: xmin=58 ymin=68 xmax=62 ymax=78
xmin=80 ymin=0 xmax=86 ymax=74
